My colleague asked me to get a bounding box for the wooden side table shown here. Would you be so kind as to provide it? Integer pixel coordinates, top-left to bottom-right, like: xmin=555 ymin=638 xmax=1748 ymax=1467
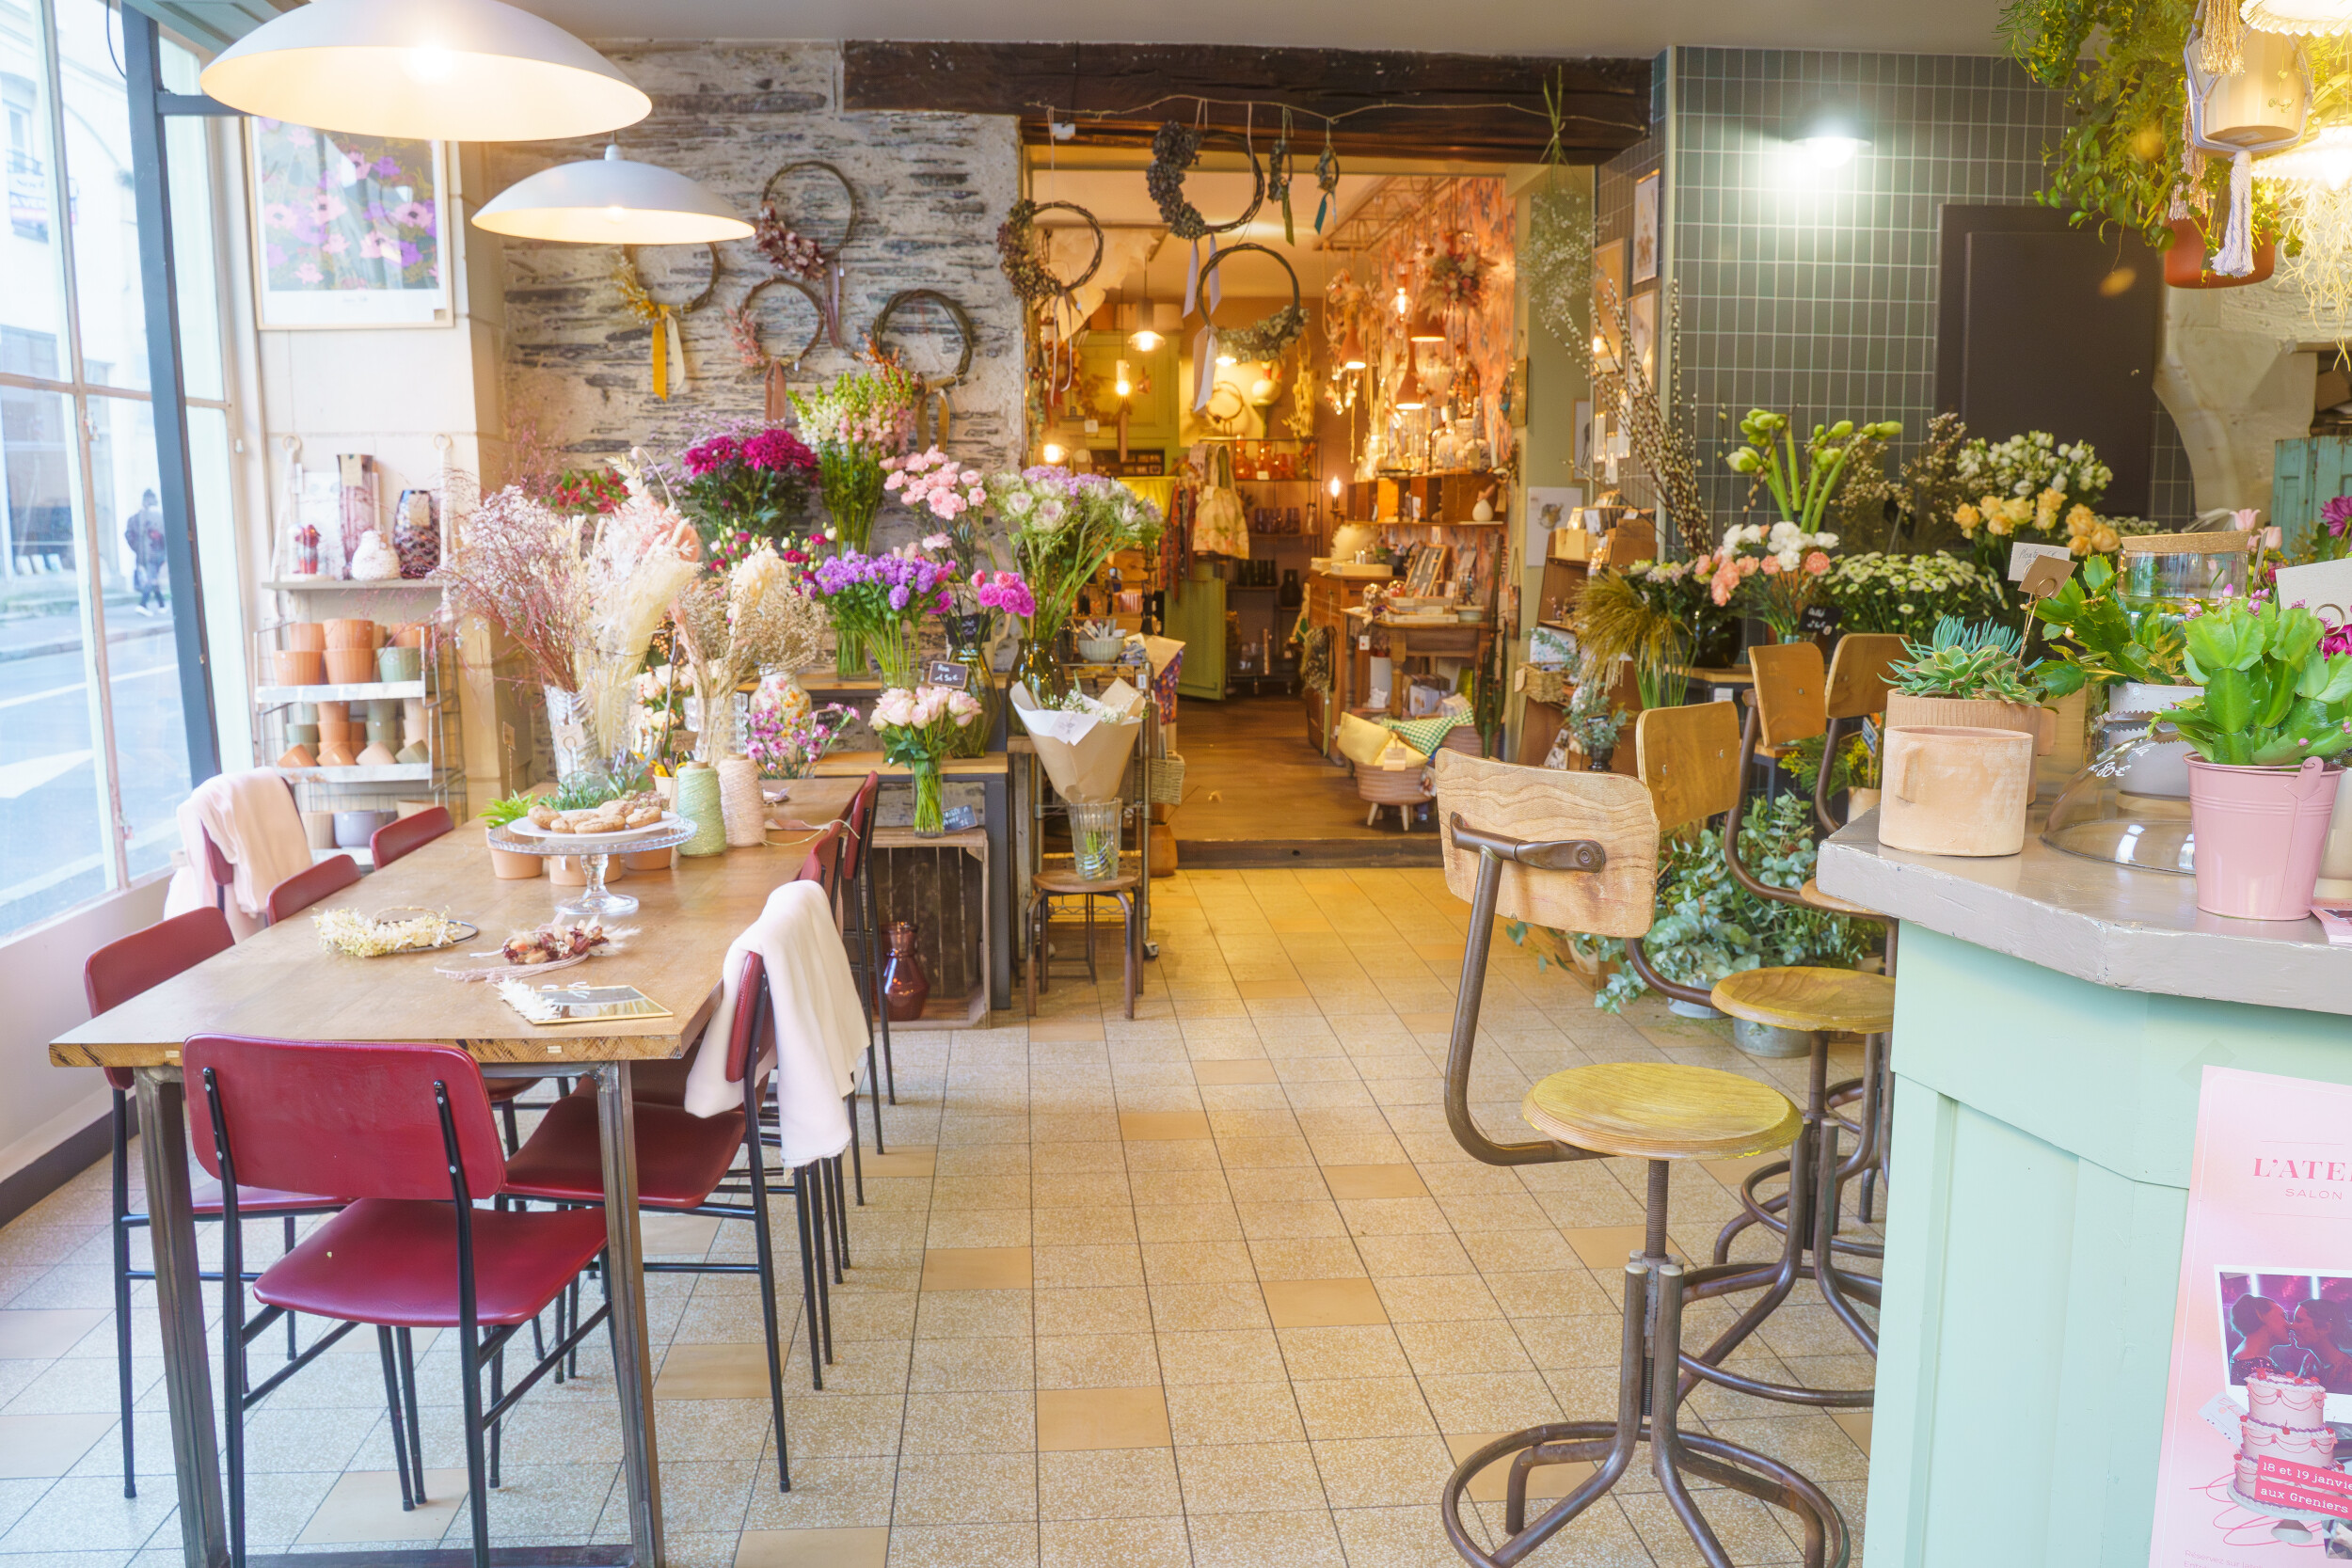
xmin=1025 ymin=867 xmax=1142 ymax=1019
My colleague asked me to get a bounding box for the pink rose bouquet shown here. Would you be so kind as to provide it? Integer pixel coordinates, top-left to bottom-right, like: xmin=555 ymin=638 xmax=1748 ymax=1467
xmin=870 ymin=682 xmax=985 ymax=835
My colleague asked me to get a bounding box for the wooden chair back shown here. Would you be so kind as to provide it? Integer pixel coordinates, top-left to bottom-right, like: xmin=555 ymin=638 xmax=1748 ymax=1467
xmin=1750 ymin=641 xmax=1826 ymax=749
xmin=1824 ymin=633 xmax=1907 ymax=721
xmin=1634 ymin=701 xmax=1743 ymax=833
xmin=1431 ymin=752 xmax=1658 ymax=939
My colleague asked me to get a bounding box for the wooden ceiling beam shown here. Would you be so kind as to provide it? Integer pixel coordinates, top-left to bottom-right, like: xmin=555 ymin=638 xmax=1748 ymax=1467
xmin=841 ymin=41 xmax=1648 ymax=163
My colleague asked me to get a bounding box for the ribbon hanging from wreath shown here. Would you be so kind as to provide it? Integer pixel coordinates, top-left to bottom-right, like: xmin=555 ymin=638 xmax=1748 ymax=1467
xmin=727 ymin=276 xmax=828 ymax=420
xmin=1146 ymin=120 xmax=1263 ymax=318
xmin=1191 ymin=242 xmax=1305 ymax=414
xmin=755 ymin=161 xmax=861 ymax=345
xmin=614 ymin=244 xmax=723 ymax=401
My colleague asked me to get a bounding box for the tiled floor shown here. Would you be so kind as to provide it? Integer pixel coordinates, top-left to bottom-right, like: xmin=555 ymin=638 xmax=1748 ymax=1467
xmin=0 ymin=865 xmax=1879 ymax=1568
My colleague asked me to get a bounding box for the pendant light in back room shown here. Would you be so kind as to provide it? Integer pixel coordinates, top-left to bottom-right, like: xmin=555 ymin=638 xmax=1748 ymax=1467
xmin=200 ymin=0 xmax=650 ymax=143
xmin=474 ymin=144 xmax=752 ymax=245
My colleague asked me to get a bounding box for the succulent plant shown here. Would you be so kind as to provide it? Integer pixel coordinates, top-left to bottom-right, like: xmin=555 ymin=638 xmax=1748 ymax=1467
xmin=1889 ymin=616 xmax=2044 ymax=705
xmin=2168 ymin=595 xmax=2352 ymax=767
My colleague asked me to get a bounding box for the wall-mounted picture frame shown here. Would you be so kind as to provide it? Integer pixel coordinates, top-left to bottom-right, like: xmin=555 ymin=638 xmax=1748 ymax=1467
xmin=1632 ymin=170 xmax=1661 ymax=284
xmin=248 ymin=121 xmax=452 ymax=329
xmin=1629 ymin=290 xmax=1658 ymax=385
xmin=1592 ymin=239 xmax=1627 ymax=369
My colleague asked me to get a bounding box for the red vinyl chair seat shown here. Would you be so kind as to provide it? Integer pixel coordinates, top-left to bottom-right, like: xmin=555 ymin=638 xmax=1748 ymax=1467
xmin=370 ymin=807 xmax=453 ymax=869
xmin=501 ymin=1091 xmax=747 ymax=1211
xmin=255 ymin=1198 xmax=609 ymax=1328
xmin=188 ymin=1177 xmax=340 ymax=1216
xmin=264 ymin=854 xmax=361 ymax=925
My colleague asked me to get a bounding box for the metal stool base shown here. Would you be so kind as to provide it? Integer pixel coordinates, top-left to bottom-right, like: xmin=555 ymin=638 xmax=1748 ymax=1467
xmin=1439 ymin=1247 xmax=1848 ymax=1568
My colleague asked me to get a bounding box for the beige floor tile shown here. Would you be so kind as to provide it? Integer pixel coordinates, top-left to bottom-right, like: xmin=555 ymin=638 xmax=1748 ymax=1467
xmin=1372 ymin=1275 xmax=1502 ymax=1323
xmin=1036 ymin=1332 xmax=1160 ymax=1389
xmin=1276 ymin=1325 xmax=1413 ymax=1381
xmin=1263 ymin=1277 xmax=1389 ymax=1328
xmin=1187 ymin=1508 xmax=1346 ymax=1568
xmin=0 ymin=1411 xmax=113 ymax=1478
xmin=740 ymin=1456 xmax=899 ymax=1529
xmin=0 ymin=1307 xmax=103 ymax=1359
xmin=1173 ymin=1441 xmax=1328 ymax=1513
xmin=1163 ymin=1380 xmax=1309 ymax=1447
xmin=1291 ymin=1376 xmax=1438 ymax=1440
xmin=298 ymin=1468 xmax=472 ymax=1544
xmin=906 ymin=1335 xmax=1034 ymax=1393
xmin=1354 ymin=1231 xmax=1476 ymax=1278
xmin=1040 ymin=1515 xmax=1190 ymax=1568
xmin=1036 ymin=1385 xmax=1172 ymax=1450
xmin=1561 ymin=1225 xmax=1686 ymax=1270
xmin=900 ymin=1390 xmax=1036 ymax=1453
xmin=1034 ymin=1243 xmax=1144 ymax=1290
xmin=657 ymin=1342 xmax=783 ymax=1401
xmin=862 ymin=1147 xmax=939 ymax=1179
xmin=1310 ymin=1433 xmax=1456 ymax=1509
xmin=1443 ymin=1433 xmax=1591 ymax=1504
xmin=1248 ymin=1236 xmax=1367 ymax=1281
xmin=1320 ymin=1164 xmax=1430 ymax=1200
xmin=639 ymin=1213 xmax=723 ymax=1256
xmin=1120 ymin=1111 xmax=1214 ymax=1140
xmin=1829 ymin=1408 xmax=1871 ymax=1455
xmin=891 ymin=1451 xmax=1037 ymax=1526
xmin=1034 ymin=1286 xmax=1152 ymax=1337
xmin=919 ymin=1246 xmax=1033 ymax=1291
xmin=1193 ymin=1060 xmax=1279 ymax=1085
xmin=1147 ymin=1281 xmax=1269 ymax=1332
xmin=1127 ymin=1169 xmax=1232 ymax=1206
xmin=736 ymin=1525 xmax=889 ymax=1568
xmin=1036 ymin=1447 xmax=1184 ymax=1519
xmin=884 ymin=1520 xmax=1038 ymax=1567
xmin=1030 ymin=1020 xmax=1106 ymax=1042
xmin=1139 ymin=1241 xmax=1257 ymax=1285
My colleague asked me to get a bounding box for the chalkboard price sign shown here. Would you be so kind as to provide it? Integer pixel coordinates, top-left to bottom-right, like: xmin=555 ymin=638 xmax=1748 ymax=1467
xmin=924 ymin=661 xmax=970 ymax=691
xmin=1798 ymin=602 xmax=1843 ymax=637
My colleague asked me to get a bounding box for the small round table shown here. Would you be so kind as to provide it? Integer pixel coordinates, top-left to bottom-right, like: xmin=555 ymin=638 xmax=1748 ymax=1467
xmin=1026 ymin=868 xmax=1142 ymax=1019
xmin=485 ymin=820 xmax=698 ymax=923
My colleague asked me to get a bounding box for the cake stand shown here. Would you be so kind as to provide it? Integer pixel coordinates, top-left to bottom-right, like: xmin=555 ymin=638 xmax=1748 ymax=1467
xmin=485 ymin=820 xmax=696 ymax=923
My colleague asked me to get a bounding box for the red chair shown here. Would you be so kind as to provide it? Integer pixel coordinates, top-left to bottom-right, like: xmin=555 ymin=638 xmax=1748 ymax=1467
xmin=832 ymin=774 xmax=893 ymax=1138
xmin=791 ymin=821 xmax=862 ymax=1256
xmin=263 ymin=853 xmax=360 ymax=924
xmin=185 ymin=1036 xmax=611 ymax=1568
xmin=84 ymin=910 xmax=347 ymax=1500
xmin=504 ymin=949 xmax=819 ymax=1470
xmin=198 ymin=774 xmax=303 ymax=922
xmin=371 ymin=806 xmax=453 ymax=868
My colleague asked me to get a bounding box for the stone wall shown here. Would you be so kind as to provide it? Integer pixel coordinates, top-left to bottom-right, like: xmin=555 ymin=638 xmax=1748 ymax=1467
xmin=487 ymin=41 xmax=1025 ymax=544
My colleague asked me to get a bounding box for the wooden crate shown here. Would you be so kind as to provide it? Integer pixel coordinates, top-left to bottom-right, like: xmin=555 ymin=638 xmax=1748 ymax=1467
xmin=852 ymin=827 xmax=989 ymax=1029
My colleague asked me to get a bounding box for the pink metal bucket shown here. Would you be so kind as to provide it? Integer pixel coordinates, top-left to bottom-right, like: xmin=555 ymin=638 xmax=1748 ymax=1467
xmin=2186 ymin=756 xmax=2342 ymax=920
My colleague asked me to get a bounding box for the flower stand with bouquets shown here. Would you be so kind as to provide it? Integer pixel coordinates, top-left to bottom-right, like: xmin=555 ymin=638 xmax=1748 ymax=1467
xmin=667 ymin=540 xmax=832 ymax=846
xmin=1718 ymin=407 xmax=1895 ymax=642
xmin=1691 ymin=521 xmax=1838 ymax=645
xmin=871 ymin=684 xmax=985 ymax=836
xmin=673 ymin=422 xmax=818 ymax=567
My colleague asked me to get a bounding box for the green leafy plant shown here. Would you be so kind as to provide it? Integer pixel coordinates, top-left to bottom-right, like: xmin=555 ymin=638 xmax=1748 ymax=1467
xmin=1783 ymin=724 xmax=1882 ymax=796
xmin=2167 ymin=595 xmax=2352 ymax=765
xmin=1890 ymin=616 xmax=2045 ymax=703
xmin=1563 ymin=656 xmax=1629 ymax=766
xmin=479 ymin=793 xmax=535 ymax=828
xmin=2031 ymin=554 xmax=2189 ymax=696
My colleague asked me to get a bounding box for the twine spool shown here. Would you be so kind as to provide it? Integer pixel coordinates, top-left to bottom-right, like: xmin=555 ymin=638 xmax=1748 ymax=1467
xmin=717 ymin=757 xmax=768 ymax=847
xmin=676 ymin=764 xmax=728 ymax=857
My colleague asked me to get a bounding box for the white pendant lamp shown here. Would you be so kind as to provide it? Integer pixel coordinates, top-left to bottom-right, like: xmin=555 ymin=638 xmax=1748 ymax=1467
xmin=200 ymin=0 xmax=649 ymax=143
xmin=475 ymin=145 xmax=752 ymax=244
xmin=2244 ymin=0 xmax=2352 ymax=35
xmin=2257 ymin=121 xmax=2352 ymax=187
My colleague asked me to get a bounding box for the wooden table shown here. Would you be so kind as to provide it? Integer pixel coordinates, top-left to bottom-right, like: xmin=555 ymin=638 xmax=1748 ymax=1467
xmin=49 ymin=815 xmax=857 ymax=1568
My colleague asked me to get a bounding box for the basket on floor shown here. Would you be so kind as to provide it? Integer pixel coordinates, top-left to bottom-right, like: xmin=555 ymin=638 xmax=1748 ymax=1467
xmin=1356 ymin=761 xmax=1432 ymax=804
xmin=1146 ymin=753 xmax=1186 ymax=804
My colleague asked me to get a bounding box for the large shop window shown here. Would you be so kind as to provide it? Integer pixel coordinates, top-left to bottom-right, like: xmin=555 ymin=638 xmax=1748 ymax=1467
xmin=0 ymin=0 xmax=232 ymax=938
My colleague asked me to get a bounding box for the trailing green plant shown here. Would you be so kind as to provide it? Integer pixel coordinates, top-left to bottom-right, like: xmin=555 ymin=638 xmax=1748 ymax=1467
xmin=2031 ymin=553 xmax=2190 ymax=695
xmin=1782 ymin=724 xmax=1882 ymax=797
xmin=1890 ymin=616 xmax=2046 ymax=704
xmin=2166 ymin=594 xmax=2352 ymax=765
xmin=1505 ymin=795 xmax=1873 ymax=1012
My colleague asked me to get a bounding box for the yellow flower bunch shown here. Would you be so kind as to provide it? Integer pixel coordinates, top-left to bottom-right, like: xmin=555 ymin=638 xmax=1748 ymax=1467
xmin=1954 ymin=501 xmax=1982 ymax=537
xmin=2065 ymin=504 xmax=2120 ymax=556
xmin=2034 ymin=487 xmax=2064 ymax=531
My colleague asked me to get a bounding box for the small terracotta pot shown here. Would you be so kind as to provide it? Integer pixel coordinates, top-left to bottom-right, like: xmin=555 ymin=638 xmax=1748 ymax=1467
xmin=357 ymin=742 xmax=398 ymax=767
xmin=316 ymin=720 xmax=355 ymax=743
xmin=276 ymin=744 xmax=317 ymax=768
xmin=281 ymin=623 xmax=326 ymax=652
xmin=315 ymin=741 xmax=358 ymax=768
xmin=1883 ymin=691 xmax=2056 ymax=755
xmin=488 ymin=838 xmax=542 ymax=879
xmin=1878 ymin=725 xmax=2034 ymax=857
xmin=316 ymin=700 xmax=349 ymax=723
xmin=622 ymin=847 xmax=675 ymax=872
xmin=272 ymin=649 xmax=325 ymax=687
xmin=324 ymin=647 xmax=376 ymax=684
xmin=324 ymin=619 xmax=376 ymax=650
xmin=394 ymin=624 xmax=427 ymax=649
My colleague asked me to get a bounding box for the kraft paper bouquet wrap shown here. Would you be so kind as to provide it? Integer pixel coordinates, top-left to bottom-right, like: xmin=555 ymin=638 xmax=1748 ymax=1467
xmin=1011 ymin=678 xmax=1146 ymax=803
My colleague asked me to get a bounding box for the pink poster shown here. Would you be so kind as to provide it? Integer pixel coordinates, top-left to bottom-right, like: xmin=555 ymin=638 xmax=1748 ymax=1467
xmin=2152 ymin=1066 xmax=2352 ymax=1563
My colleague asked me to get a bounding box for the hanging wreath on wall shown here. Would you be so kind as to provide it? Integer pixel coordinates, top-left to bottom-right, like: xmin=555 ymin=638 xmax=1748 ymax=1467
xmin=1198 ymin=242 xmax=1306 ymax=363
xmin=867 ymin=288 xmax=977 ymax=445
xmin=1146 ymin=121 xmax=1265 ymax=240
xmin=614 ymin=244 xmax=723 ymax=402
xmin=995 ymin=198 xmax=1104 ymax=308
xmin=727 ymin=275 xmax=827 ymax=419
xmin=754 ymin=161 xmax=860 ymax=282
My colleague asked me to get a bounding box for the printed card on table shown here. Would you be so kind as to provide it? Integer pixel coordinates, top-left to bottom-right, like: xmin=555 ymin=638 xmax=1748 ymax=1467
xmin=2150 ymin=1067 xmax=2352 ymax=1563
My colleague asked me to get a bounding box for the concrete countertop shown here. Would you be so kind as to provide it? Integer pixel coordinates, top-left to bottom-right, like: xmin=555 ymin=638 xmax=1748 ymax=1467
xmin=1815 ymin=810 xmax=2352 ymax=1016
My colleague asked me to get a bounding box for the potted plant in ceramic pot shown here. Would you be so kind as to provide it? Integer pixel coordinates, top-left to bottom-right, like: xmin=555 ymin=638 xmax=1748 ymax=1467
xmin=1883 ymin=616 xmax=2057 ymax=752
xmin=2164 ymin=594 xmax=2352 ymax=919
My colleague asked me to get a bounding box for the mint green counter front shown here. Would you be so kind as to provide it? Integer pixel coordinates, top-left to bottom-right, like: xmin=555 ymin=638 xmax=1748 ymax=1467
xmin=1815 ymin=820 xmax=2352 ymax=1568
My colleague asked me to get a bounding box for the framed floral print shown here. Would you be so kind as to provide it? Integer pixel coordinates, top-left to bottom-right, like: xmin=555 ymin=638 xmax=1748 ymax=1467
xmin=247 ymin=120 xmax=452 ymax=329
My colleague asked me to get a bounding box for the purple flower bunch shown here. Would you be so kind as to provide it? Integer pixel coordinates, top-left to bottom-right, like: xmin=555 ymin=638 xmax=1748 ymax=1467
xmin=809 ymin=546 xmax=955 ymax=686
xmin=2325 ymin=495 xmax=2352 ymax=540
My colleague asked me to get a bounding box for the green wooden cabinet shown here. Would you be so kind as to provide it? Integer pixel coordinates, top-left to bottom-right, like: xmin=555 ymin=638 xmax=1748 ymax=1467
xmin=2272 ymin=435 xmax=2352 ymax=555
xmin=1164 ymin=566 xmax=1226 ymax=701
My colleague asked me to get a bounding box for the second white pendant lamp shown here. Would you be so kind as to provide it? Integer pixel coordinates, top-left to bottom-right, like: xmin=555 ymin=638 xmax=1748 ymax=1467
xmin=200 ymin=0 xmax=649 ymax=143
xmin=475 ymin=145 xmax=752 ymax=244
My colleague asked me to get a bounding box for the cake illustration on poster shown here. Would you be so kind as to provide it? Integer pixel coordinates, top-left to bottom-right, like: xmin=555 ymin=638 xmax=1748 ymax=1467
xmin=2151 ymin=1066 xmax=2352 ymax=1561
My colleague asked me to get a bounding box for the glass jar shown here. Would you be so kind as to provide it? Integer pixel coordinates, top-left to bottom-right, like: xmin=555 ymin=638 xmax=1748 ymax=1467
xmin=1067 ymin=800 xmax=1123 ymax=881
xmin=909 ymin=756 xmax=945 ymax=837
xmin=945 ymin=614 xmax=997 ymax=757
xmin=2116 ymin=533 xmax=2254 ymax=635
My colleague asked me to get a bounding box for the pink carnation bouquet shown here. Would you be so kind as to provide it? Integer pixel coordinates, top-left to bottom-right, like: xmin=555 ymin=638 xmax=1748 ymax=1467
xmin=1688 ymin=520 xmax=1836 ymax=642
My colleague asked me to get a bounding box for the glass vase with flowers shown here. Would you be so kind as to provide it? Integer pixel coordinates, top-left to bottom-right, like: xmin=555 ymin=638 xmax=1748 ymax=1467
xmin=668 ymin=540 xmax=830 ymax=765
xmin=871 ymin=684 xmax=986 ymax=836
xmin=1690 ymin=521 xmax=1839 ymax=645
xmin=789 ymin=365 xmax=920 ymax=553
xmin=988 ymin=467 xmax=1163 ymax=694
xmin=808 ymin=546 xmax=955 ymax=689
xmin=745 ymin=688 xmax=856 ymax=780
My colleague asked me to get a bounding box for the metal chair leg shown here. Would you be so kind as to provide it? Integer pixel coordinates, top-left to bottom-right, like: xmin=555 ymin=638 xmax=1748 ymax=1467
xmin=747 ymin=1129 xmax=793 ymax=1492
xmin=792 ymin=1168 xmax=826 ymax=1390
xmin=376 ymin=1327 xmax=418 ymax=1510
xmin=397 ymin=1327 xmax=428 ymax=1501
xmin=109 ymin=1089 xmax=136 ymax=1499
xmin=862 ymin=861 xmax=896 ymax=1103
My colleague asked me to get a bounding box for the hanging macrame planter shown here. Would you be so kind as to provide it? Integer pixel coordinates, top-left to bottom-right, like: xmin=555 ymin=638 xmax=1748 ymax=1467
xmin=2183 ymin=14 xmax=2309 ymax=282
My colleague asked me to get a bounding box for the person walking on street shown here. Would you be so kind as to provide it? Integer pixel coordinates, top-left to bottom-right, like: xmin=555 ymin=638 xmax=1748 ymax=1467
xmin=126 ymin=490 xmax=167 ymax=615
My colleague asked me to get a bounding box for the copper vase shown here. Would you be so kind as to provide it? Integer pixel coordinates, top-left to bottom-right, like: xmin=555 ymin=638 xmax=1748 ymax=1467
xmin=881 ymin=920 xmax=930 ymax=1022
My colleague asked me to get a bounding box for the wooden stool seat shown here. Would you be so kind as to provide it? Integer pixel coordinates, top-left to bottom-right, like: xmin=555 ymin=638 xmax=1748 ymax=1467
xmin=1799 ymin=877 xmax=1877 ymax=916
xmin=1710 ymin=965 xmax=1895 ymax=1035
xmin=1521 ymin=1063 xmax=1801 ymax=1162
xmin=1032 ymin=868 xmax=1140 ymax=895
